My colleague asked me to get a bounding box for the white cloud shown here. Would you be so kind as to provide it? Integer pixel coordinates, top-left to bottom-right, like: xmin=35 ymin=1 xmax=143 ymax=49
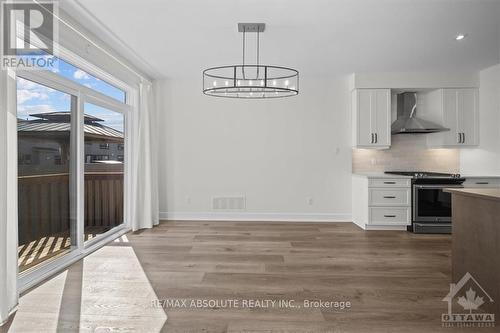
xmin=73 ymin=69 xmax=90 ymax=80
xmin=17 ymin=90 xmax=49 ymax=104
xmin=17 ymin=77 xmax=38 ymax=90
xmin=17 ymin=77 xmax=55 ymax=94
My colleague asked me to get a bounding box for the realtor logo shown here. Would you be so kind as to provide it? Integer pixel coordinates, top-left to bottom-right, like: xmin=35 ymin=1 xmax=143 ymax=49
xmin=442 ymin=272 xmax=495 ymax=328
xmin=1 ymin=0 xmax=58 ymax=69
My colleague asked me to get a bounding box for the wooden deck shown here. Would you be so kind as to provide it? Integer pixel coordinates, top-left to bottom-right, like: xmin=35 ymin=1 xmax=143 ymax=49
xmin=18 ymin=227 xmax=112 ymax=272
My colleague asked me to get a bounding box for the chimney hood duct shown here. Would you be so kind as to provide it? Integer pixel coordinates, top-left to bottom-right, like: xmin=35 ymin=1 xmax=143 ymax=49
xmin=391 ymin=92 xmax=449 ymax=134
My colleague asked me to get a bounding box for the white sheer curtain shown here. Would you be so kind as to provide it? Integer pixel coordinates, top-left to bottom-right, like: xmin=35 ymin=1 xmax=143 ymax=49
xmin=0 ymin=69 xmax=19 ymax=326
xmin=130 ymin=81 xmax=159 ymax=231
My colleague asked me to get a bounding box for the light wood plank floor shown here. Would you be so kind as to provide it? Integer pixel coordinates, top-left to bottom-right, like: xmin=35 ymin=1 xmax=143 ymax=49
xmin=4 ymin=221 xmax=497 ymax=332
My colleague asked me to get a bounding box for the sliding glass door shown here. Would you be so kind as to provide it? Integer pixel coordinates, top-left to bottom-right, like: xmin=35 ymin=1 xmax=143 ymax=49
xmin=84 ymin=103 xmax=125 ymax=242
xmin=16 ymin=59 xmax=129 ymax=274
xmin=17 ymin=77 xmax=78 ymax=272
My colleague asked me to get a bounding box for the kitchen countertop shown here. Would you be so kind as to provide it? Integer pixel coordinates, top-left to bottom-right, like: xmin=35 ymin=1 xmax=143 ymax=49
xmin=460 ymin=174 xmax=500 ymax=178
xmin=352 ymin=172 xmax=412 ymax=178
xmin=444 ymin=188 xmax=500 ymax=201
xmin=353 ymin=172 xmax=500 ymax=179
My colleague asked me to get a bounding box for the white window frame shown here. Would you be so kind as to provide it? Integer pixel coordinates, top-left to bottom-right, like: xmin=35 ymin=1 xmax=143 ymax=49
xmin=16 ymin=44 xmax=137 ymax=293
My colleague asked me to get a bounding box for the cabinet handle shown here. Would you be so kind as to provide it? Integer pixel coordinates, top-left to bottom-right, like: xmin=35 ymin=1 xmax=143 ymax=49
xmin=384 ymin=215 xmax=396 ymax=218
xmin=383 ymin=196 xmax=396 ymax=199
xmin=462 ymin=132 xmax=466 ymax=143
xmin=371 ymin=133 xmax=374 ymax=144
xmin=476 ymin=182 xmax=489 ymax=185
xmin=457 ymin=133 xmax=461 ymax=143
xmin=375 ymin=133 xmax=378 ymax=143
xmin=383 ymin=181 xmax=396 ymax=184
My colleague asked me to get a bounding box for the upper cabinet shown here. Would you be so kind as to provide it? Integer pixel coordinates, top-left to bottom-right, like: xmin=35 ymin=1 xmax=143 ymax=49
xmin=425 ymin=88 xmax=479 ymax=147
xmin=352 ymin=89 xmax=391 ymax=149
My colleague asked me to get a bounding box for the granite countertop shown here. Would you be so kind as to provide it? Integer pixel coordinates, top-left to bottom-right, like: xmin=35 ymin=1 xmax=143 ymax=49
xmin=352 ymin=172 xmax=413 ymax=178
xmin=444 ymin=188 xmax=500 ymax=201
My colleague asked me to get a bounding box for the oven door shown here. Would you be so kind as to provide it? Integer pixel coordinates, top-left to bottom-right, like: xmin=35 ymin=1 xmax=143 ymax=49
xmin=413 ymin=184 xmax=463 ymax=222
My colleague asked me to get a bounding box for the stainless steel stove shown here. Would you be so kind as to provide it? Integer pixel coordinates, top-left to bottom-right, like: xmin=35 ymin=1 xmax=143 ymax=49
xmin=384 ymin=171 xmax=466 ymax=234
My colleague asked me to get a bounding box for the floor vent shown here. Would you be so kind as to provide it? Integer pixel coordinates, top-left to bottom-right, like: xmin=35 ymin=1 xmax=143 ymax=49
xmin=212 ymin=196 xmax=246 ymax=210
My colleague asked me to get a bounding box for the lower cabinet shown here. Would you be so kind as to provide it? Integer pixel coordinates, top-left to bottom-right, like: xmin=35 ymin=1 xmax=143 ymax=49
xmin=369 ymin=207 xmax=411 ymax=224
xmin=352 ymin=175 xmax=411 ymax=230
xmin=462 ymin=177 xmax=500 ymax=188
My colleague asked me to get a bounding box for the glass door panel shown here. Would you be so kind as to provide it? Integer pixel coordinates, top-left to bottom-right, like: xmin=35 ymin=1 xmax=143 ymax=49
xmin=83 ymin=103 xmax=125 ymax=241
xmin=17 ymin=77 xmax=77 ymax=272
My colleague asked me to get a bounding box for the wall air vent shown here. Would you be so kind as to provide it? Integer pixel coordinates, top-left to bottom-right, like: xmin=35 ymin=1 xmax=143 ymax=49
xmin=212 ymin=196 xmax=246 ymax=210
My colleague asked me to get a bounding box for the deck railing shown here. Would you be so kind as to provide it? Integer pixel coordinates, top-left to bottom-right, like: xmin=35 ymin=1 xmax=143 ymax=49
xmin=18 ymin=171 xmax=124 ymax=246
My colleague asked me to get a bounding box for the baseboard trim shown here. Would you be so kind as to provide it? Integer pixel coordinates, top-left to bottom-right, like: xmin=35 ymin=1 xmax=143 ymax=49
xmin=159 ymin=212 xmax=352 ymax=222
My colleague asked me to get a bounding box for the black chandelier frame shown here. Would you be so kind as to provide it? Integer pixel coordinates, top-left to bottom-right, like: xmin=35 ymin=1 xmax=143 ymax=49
xmin=203 ymin=64 xmax=299 ymax=99
xmin=202 ymin=23 xmax=299 ymax=99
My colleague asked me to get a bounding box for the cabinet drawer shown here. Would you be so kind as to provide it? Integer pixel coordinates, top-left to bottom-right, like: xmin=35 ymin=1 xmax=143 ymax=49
xmin=369 ymin=188 xmax=411 ymax=206
xmin=369 ymin=178 xmax=411 ymax=188
xmin=463 ymin=178 xmax=500 ymax=188
xmin=369 ymin=207 xmax=410 ymax=224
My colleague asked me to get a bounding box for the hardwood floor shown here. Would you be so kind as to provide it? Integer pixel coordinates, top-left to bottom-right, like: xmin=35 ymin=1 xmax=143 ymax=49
xmin=5 ymin=221 xmax=497 ymax=332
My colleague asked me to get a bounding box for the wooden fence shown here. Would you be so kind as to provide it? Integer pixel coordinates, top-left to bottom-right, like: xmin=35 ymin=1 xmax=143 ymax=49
xmin=18 ymin=171 xmax=124 ymax=245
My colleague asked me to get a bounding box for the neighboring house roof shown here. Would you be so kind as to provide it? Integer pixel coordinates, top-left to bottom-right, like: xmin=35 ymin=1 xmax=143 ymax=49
xmin=30 ymin=112 xmax=104 ymax=123
xmin=18 ymin=112 xmax=123 ymax=139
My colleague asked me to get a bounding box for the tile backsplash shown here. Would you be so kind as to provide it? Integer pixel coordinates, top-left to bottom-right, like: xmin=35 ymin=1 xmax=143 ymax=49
xmin=352 ymin=134 xmax=460 ymax=173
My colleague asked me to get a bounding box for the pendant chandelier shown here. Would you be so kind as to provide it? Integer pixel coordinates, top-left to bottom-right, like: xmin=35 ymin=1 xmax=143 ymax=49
xmin=203 ymin=23 xmax=299 ymax=99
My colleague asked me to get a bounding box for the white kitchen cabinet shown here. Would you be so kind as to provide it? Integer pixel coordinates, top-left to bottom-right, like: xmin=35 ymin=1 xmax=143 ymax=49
xmin=426 ymin=88 xmax=479 ymax=147
xmin=462 ymin=177 xmax=500 ymax=188
xmin=352 ymin=89 xmax=391 ymax=149
xmin=352 ymin=174 xmax=411 ymax=230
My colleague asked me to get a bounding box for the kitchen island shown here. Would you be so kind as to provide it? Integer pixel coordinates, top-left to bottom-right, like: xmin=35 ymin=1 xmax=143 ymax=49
xmin=445 ymin=188 xmax=500 ymax=318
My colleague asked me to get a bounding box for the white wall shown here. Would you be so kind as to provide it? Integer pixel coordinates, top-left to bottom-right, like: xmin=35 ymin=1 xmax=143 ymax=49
xmin=157 ymin=76 xmax=352 ymax=221
xmin=460 ymin=64 xmax=500 ymax=175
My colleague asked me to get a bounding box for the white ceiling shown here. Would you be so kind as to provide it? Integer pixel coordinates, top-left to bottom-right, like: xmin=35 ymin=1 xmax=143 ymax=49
xmin=68 ymin=0 xmax=500 ymax=79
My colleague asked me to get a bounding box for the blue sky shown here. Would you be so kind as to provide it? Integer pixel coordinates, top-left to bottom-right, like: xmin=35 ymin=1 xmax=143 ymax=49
xmin=17 ymin=57 xmax=125 ymax=132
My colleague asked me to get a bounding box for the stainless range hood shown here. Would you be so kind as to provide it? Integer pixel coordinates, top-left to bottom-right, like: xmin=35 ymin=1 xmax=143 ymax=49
xmin=391 ymin=92 xmax=449 ymax=134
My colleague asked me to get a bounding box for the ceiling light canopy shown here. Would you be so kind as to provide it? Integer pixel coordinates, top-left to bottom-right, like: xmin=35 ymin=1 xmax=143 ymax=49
xmin=455 ymin=33 xmax=467 ymax=41
xmin=203 ymin=23 xmax=299 ymax=99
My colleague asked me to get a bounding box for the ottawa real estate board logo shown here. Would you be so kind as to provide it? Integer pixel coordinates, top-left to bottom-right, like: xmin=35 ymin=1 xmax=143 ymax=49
xmin=1 ymin=0 xmax=58 ymax=70
xmin=442 ymin=272 xmax=495 ymax=328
